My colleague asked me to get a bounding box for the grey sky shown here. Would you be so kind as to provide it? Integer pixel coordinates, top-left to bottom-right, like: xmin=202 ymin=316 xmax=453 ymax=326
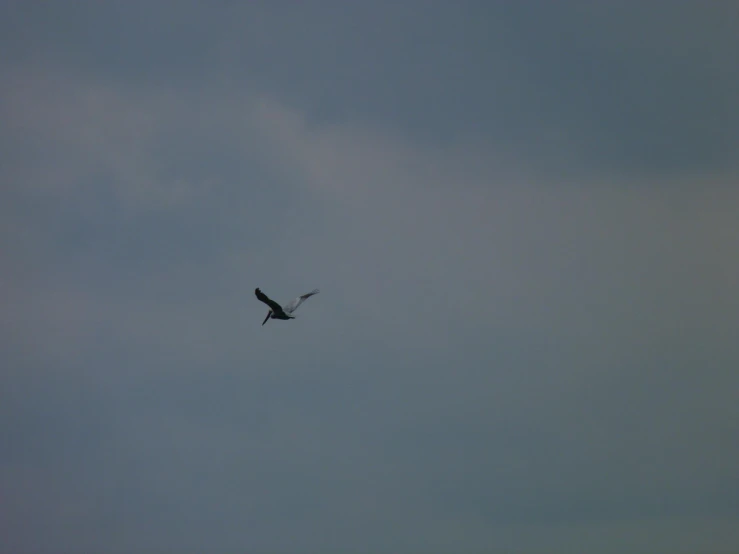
xmin=2 ymin=2 xmax=738 ymax=553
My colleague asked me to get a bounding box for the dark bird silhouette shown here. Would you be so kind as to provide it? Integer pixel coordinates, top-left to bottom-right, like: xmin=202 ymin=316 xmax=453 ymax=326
xmin=255 ymin=287 xmax=320 ymax=325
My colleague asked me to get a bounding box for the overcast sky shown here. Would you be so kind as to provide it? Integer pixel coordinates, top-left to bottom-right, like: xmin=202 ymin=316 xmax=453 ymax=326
xmin=2 ymin=2 xmax=738 ymax=553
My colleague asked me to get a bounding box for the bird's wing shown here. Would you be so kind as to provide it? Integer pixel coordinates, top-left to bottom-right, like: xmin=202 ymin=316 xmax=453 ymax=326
xmin=282 ymin=289 xmax=319 ymax=314
xmin=255 ymin=288 xmax=285 ymax=314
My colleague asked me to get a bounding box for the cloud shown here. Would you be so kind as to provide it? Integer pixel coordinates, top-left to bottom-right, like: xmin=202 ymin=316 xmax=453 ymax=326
xmin=2 ymin=5 xmax=739 ymax=552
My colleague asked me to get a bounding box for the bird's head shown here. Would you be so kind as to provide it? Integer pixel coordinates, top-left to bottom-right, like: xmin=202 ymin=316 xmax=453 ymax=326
xmin=262 ymin=310 xmax=272 ymax=325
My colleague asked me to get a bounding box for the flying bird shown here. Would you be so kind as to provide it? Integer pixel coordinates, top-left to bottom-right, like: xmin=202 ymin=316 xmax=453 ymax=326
xmin=255 ymin=287 xmax=320 ymax=325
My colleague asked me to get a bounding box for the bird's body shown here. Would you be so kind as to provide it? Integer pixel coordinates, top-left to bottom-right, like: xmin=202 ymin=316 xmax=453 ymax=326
xmin=269 ymin=311 xmax=294 ymax=321
xmin=255 ymin=287 xmax=319 ymax=325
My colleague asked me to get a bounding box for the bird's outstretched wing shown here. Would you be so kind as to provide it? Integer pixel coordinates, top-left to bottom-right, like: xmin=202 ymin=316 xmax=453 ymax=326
xmin=283 ymin=289 xmax=319 ymax=314
xmin=255 ymin=288 xmax=285 ymax=315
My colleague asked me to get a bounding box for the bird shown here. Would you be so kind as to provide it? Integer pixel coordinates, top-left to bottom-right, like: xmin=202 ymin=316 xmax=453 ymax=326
xmin=255 ymin=287 xmax=320 ymax=325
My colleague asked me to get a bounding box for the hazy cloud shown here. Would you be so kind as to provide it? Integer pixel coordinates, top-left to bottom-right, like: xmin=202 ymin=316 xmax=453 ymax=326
xmin=2 ymin=3 xmax=738 ymax=553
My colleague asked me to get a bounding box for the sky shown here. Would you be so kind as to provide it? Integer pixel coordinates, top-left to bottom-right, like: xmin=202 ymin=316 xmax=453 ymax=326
xmin=1 ymin=2 xmax=738 ymax=553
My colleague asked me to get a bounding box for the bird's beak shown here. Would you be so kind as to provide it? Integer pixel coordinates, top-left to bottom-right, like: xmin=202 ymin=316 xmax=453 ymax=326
xmin=262 ymin=311 xmax=271 ymax=325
